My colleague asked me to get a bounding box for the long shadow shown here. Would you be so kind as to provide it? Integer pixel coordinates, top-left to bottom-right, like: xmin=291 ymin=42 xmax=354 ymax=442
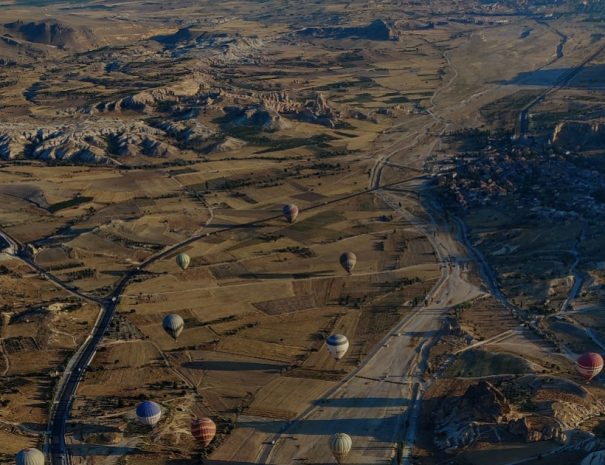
xmin=66 ymin=423 xmax=121 ymax=434
xmin=205 ymin=223 xmax=259 ymax=229
xmin=69 ymin=444 xmax=140 ymax=456
xmin=182 ymin=360 xmax=286 ymax=372
xmin=205 ymin=461 xmax=257 ymax=465
xmin=312 ymin=397 xmax=409 ymax=408
xmin=238 ymin=270 xmax=334 ymax=280
xmin=21 ymin=422 xmax=47 ymax=432
xmin=402 ymin=330 xmax=439 ymax=337
xmin=101 ymin=270 xmax=128 ymax=277
xmin=497 ymin=63 xmax=605 ymax=88
xmin=237 ymin=415 xmax=403 ymax=442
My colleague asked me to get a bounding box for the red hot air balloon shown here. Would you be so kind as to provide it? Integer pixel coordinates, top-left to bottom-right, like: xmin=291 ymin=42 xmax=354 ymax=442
xmin=191 ymin=417 xmax=216 ymax=447
xmin=576 ymin=352 xmax=604 ymax=381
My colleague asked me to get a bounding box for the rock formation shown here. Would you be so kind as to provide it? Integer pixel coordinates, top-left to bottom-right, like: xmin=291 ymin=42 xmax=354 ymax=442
xmin=552 ymin=120 xmax=605 ymax=150
xmin=297 ymin=19 xmax=399 ymax=41
xmin=3 ymin=19 xmax=97 ymax=51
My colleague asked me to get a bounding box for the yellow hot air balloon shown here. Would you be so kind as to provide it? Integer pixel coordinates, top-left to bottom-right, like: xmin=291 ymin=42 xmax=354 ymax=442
xmin=176 ymin=253 xmax=190 ymax=271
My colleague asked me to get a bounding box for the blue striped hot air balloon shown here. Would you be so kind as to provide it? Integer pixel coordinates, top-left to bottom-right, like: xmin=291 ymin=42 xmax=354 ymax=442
xmin=326 ymin=334 xmax=349 ymax=360
xmin=136 ymin=401 xmax=162 ymax=426
xmin=16 ymin=448 xmax=44 ymax=465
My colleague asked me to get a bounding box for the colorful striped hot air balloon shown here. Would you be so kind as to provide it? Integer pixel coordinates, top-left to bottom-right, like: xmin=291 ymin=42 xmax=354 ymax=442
xmin=162 ymin=314 xmax=184 ymax=340
xmin=16 ymin=448 xmax=44 ymax=465
xmin=176 ymin=253 xmax=191 ymax=271
xmin=136 ymin=401 xmax=162 ymax=426
xmin=191 ymin=417 xmax=217 ymax=447
xmin=339 ymin=252 xmax=357 ymax=274
xmin=576 ymin=352 xmax=604 ymax=381
xmin=330 ymin=433 xmax=352 ymax=464
xmin=326 ymin=334 xmax=349 ymax=360
xmin=282 ymin=204 xmax=299 ymax=223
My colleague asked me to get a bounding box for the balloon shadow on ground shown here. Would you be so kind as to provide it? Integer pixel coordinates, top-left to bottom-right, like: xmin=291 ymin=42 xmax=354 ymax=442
xmin=238 ymin=270 xmax=334 ymax=280
xmin=69 ymin=444 xmax=140 ymax=457
xmin=238 ymin=415 xmax=404 ymax=442
xmin=66 ymin=423 xmax=121 ymax=434
xmin=312 ymin=397 xmax=409 ymax=408
xmin=182 ymin=360 xmax=286 ymax=372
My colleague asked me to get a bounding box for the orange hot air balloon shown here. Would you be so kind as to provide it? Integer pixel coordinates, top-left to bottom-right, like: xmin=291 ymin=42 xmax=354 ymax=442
xmin=576 ymin=352 xmax=604 ymax=381
xmin=191 ymin=417 xmax=216 ymax=447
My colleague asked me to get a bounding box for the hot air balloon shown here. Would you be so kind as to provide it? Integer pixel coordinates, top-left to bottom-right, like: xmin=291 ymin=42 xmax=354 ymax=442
xmin=339 ymin=252 xmax=357 ymax=274
xmin=162 ymin=314 xmax=184 ymax=340
xmin=330 ymin=433 xmax=352 ymax=464
xmin=16 ymin=448 xmax=44 ymax=465
xmin=283 ymin=204 xmax=299 ymax=223
xmin=136 ymin=401 xmax=162 ymax=426
xmin=576 ymin=352 xmax=604 ymax=381
xmin=326 ymin=334 xmax=349 ymax=360
xmin=176 ymin=253 xmax=191 ymax=271
xmin=191 ymin=417 xmax=217 ymax=447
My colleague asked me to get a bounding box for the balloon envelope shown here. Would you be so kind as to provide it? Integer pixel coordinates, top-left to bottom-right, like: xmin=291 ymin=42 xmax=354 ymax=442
xmin=162 ymin=314 xmax=184 ymax=340
xmin=136 ymin=401 xmax=162 ymax=426
xmin=16 ymin=448 xmax=44 ymax=465
xmin=330 ymin=433 xmax=352 ymax=463
xmin=191 ymin=417 xmax=217 ymax=447
xmin=326 ymin=334 xmax=349 ymax=360
xmin=283 ymin=204 xmax=299 ymax=223
xmin=339 ymin=252 xmax=357 ymax=274
xmin=176 ymin=253 xmax=191 ymax=271
xmin=577 ymin=352 xmax=604 ymax=381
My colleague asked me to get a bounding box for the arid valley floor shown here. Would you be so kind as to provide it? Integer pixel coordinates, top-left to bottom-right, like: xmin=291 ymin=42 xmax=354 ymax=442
xmin=2 ymin=1 xmax=605 ymax=464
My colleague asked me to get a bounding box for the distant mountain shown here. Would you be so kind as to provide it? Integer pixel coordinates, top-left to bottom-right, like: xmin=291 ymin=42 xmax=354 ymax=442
xmin=3 ymin=19 xmax=97 ymax=50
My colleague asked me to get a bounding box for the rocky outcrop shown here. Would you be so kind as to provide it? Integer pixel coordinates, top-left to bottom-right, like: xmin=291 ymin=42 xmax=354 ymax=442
xmin=507 ymin=416 xmax=566 ymax=443
xmin=297 ymin=19 xmax=399 ymax=41
xmin=552 ymin=121 xmax=605 ymax=150
xmin=462 ymin=380 xmax=511 ymax=422
xmin=432 ymin=377 xmax=602 ymax=451
xmin=0 ymin=120 xmax=185 ymax=163
xmin=434 ymin=381 xmax=511 ymax=450
xmin=27 ymin=128 xmax=107 ymax=163
xmin=154 ymin=120 xmax=215 ymax=142
xmin=221 ymin=105 xmax=290 ymax=131
xmin=92 ymin=75 xmax=207 ymax=114
xmin=153 ymin=27 xmax=267 ymax=65
xmin=206 ymin=137 xmax=246 ymax=153
xmin=219 ymin=91 xmax=339 ymax=129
